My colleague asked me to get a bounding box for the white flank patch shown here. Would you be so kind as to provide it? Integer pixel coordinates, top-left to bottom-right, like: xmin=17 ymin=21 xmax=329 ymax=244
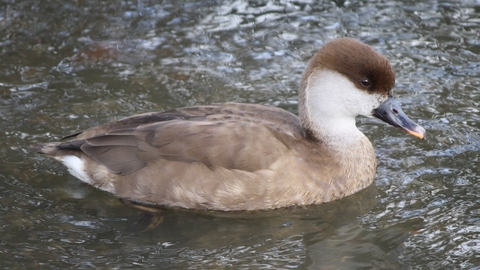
xmin=58 ymin=155 xmax=93 ymax=185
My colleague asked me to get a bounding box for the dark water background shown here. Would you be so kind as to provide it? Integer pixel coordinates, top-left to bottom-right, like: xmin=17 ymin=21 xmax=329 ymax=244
xmin=2 ymin=0 xmax=480 ymax=268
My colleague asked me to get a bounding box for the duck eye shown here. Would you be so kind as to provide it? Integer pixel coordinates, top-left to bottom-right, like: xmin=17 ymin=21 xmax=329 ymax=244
xmin=360 ymin=79 xmax=371 ymax=88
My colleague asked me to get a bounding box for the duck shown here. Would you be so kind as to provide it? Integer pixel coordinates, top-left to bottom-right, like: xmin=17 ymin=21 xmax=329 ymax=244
xmin=33 ymin=38 xmax=425 ymax=211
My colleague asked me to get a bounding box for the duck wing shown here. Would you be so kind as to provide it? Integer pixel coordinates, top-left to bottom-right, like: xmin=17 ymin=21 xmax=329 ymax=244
xmin=56 ymin=103 xmax=306 ymax=175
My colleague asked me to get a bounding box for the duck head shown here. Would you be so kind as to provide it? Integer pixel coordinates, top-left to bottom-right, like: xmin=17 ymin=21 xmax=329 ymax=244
xmin=298 ymin=38 xmax=425 ymax=142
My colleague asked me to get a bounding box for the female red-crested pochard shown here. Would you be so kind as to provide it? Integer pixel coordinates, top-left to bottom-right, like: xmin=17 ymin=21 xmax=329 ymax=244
xmin=33 ymin=38 xmax=425 ymax=211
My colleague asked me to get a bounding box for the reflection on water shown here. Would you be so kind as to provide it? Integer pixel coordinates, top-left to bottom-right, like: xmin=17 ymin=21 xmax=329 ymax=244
xmin=2 ymin=0 xmax=480 ymax=268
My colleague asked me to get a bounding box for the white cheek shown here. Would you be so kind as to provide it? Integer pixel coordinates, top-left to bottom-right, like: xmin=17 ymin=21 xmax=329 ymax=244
xmin=332 ymin=78 xmax=387 ymax=117
xmin=354 ymin=92 xmax=386 ymax=117
xmin=305 ymin=69 xmax=388 ymax=119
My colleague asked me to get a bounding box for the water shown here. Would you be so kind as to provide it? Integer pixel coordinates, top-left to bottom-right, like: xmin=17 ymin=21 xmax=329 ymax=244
xmin=2 ymin=0 xmax=480 ymax=268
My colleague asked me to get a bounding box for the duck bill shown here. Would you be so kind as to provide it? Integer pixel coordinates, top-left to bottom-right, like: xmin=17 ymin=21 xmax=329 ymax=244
xmin=373 ymin=97 xmax=426 ymax=139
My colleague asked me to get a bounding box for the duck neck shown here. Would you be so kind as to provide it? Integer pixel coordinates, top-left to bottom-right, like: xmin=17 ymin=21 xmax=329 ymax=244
xmin=299 ymin=69 xmax=367 ymax=150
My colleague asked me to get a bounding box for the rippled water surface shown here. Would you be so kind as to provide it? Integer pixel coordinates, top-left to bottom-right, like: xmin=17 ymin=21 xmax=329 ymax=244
xmin=2 ymin=0 xmax=480 ymax=268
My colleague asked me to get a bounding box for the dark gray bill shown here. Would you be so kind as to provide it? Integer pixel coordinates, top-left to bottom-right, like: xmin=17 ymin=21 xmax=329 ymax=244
xmin=373 ymin=97 xmax=425 ymax=139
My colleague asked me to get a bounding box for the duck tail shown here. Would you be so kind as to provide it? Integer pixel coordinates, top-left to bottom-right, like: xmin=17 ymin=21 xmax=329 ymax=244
xmin=30 ymin=140 xmax=85 ymax=156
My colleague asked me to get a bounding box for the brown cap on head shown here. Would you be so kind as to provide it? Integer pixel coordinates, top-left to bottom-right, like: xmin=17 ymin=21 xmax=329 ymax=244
xmin=302 ymin=38 xmax=395 ymax=95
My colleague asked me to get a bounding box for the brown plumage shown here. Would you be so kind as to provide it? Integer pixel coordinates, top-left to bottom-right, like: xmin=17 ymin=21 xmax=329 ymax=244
xmin=33 ymin=38 xmax=425 ymax=211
